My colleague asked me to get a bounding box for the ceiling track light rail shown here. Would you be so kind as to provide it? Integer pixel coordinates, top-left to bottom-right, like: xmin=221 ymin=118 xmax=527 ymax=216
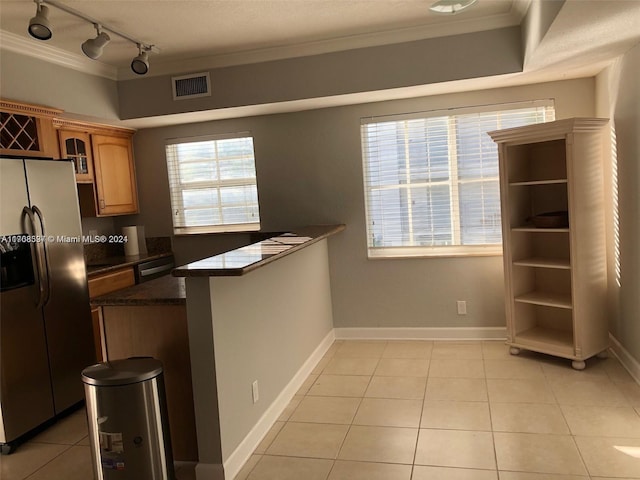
xmin=28 ymin=0 xmax=157 ymax=74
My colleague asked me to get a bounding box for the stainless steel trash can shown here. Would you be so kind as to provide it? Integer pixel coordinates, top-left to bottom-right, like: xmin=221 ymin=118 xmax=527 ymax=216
xmin=82 ymin=357 xmax=175 ymax=480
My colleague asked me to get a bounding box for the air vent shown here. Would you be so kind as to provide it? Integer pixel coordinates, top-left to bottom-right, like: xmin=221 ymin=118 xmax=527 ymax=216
xmin=172 ymin=72 xmax=211 ymax=100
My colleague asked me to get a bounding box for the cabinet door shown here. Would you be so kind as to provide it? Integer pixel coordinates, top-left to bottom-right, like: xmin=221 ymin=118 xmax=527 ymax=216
xmin=87 ymin=267 xmax=136 ymax=298
xmin=1 ymin=100 xmax=62 ymax=158
xmin=87 ymin=267 xmax=135 ymax=363
xmin=58 ymin=130 xmax=94 ymax=182
xmin=91 ymin=134 xmax=139 ymax=215
xmin=91 ymin=307 xmax=104 ymax=362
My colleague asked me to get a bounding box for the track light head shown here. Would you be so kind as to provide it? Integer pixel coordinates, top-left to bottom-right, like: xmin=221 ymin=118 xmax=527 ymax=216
xmin=131 ymin=45 xmax=149 ymax=75
xmin=28 ymin=2 xmax=52 ymax=40
xmin=82 ymin=26 xmax=110 ymax=59
xmin=26 ymin=1 xmax=157 ymax=69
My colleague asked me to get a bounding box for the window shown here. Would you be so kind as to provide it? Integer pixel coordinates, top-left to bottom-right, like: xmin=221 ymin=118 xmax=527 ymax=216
xmin=165 ymin=133 xmax=260 ymax=234
xmin=361 ymin=101 xmax=555 ymax=258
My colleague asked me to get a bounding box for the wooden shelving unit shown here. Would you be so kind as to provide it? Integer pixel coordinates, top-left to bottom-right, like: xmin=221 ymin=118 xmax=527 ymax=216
xmin=489 ymin=118 xmax=609 ymax=370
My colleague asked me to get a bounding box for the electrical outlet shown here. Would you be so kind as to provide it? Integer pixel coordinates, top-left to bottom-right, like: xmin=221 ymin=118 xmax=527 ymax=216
xmin=252 ymin=380 xmax=259 ymax=403
xmin=457 ymin=300 xmax=467 ymax=315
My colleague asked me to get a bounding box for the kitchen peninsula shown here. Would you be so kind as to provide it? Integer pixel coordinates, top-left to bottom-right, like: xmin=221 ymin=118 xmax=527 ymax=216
xmin=173 ymin=224 xmax=344 ymax=480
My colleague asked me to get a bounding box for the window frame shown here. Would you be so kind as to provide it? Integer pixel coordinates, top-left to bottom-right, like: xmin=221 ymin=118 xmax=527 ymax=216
xmin=361 ymin=100 xmax=555 ymax=259
xmin=165 ymin=132 xmax=261 ymax=235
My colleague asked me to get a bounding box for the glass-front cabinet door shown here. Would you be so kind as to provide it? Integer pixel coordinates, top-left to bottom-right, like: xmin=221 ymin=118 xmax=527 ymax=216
xmin=58 ymin=130 xmax=94 ymax=182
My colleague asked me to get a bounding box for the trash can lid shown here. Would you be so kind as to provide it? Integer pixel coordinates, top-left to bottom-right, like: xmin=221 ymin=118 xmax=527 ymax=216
xmin=81 ymin=357 xmax=164 ymax=386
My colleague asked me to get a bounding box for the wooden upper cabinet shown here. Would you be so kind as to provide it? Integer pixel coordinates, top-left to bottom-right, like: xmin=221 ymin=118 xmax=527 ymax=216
xmin=2 ymin=102 xmax=140 ymax=217
xmin=0 ymin=100 xmax=61 ymax=158
xmin=54 ymin=118 xmax=139 ymax=217
xmin=91 ymin=134 xmax=139 ymax=216
xmin=58 ymin=129 xmax=94 ymax=183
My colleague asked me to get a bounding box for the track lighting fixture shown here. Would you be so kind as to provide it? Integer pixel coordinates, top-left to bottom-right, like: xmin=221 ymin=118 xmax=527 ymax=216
xmin=429 ymin=0 xmax=478 ymax=14
xmin=131 ymin=44 xmax=150 ymax=75
xmin=28 ymin=1 xmax=52 ymax=40
xmin=26 ymin=0 xmax=156 ymax=74
xmin=81 ymin=24 xmax=110 ymax=59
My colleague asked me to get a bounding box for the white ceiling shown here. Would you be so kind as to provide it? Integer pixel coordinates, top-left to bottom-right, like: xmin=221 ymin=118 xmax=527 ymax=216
xmin=1 ymin=0 xmax=639 ymax=128
xmin=0 ymin=0 xmax=530 ymax=78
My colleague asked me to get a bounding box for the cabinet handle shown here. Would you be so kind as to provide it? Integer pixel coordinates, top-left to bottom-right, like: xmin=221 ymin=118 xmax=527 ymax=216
xmin=100 ymin=199 xmax=105 ymax=209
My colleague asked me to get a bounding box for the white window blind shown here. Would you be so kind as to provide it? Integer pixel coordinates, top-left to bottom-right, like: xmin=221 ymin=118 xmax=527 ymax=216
xmin=361 ymin=101 xmax=555 ymax=258
xmin=165 ymin=133 xmax=260 ymax=234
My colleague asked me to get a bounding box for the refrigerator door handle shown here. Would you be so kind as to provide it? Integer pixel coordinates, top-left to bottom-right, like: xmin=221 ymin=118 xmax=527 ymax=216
xmin=22 ymin=206 xmax=47 ymax=308
xmin=31 ymin=205 xmax=51 ymax=307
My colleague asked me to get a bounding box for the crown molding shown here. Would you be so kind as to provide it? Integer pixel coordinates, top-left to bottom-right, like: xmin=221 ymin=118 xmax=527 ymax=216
xmin=52 ymin=117 xmax=135 ymax=135
xmin=2 ymin=4 xmax=525 ymax=82
xmin=0 ymin=30 xmax=118 ymax=81
xmin=0 ymin=99 xmax=63 ymax=117
xmin=117 ymin=11 xmax=522 ymax=80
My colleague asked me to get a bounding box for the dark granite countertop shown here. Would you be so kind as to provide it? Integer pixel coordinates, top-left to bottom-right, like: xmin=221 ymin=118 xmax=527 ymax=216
xmin=86 ymin=252 xmax=174 ymax=278
xmin=91 ymin=274 xmax=185 ymax=306
xmin=90 ymin=225 xmax=344 ymax=304
xmin=173 ymin=224 xmax=345 ymax=277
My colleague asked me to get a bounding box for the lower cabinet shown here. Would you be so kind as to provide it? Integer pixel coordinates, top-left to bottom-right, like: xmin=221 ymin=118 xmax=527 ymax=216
xmin=90 ymin=307 xmax=103 ymax=363
xmin=87 ymin=267 xmax=135 ymax=360
xmin=101 ymin=304 xmax=198 ymax=462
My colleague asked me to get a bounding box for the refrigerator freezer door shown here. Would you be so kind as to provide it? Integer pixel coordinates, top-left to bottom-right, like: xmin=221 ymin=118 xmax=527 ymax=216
xmin=0 ymin=158 xmax=55 ymax=443
xmin=0 ymin=287 xmax=55 ymax=443
xmin=24 ymin=159 xmax=95 ymax=413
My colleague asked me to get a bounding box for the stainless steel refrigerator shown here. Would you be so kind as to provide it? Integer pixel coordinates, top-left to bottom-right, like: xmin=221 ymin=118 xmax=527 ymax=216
xmin=0 ymin=157 xmax=95 ymax=452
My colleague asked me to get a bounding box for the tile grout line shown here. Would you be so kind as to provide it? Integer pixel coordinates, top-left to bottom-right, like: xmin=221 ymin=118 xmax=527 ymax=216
xmin=410 ymin=344 xmax=433 ymax=479
xmin=482 ymin=344 xmax=501 ymax=479
xmin=321 ymin=340 xmax=385 ymax=480
xmin=540 ymin=349 xmax=593 ymax=478
xmin=322 ymin=338 xmax=342 ymax=480
xmin=268 ymin=340 xmax=384 ymax=479
xmin=328 ymin=341 xmax=385 ymax=478
xmin=242 ymin=341 xmax=340 ymax=479
xmin=219 ymin=342 xmax=628 ymax=480
xmin=21 ymin=443 xmax=74 ymax=480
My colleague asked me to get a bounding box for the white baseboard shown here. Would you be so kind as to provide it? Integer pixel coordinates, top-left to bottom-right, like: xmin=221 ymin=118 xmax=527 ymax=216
xmin=223 ymin=329 xmax=336 ymax=480
xmin=609 ymin=333 xmax=640 ymax=385
xmin=222 ymin=326 xmax=505 ymax=478
xmin=334 ymin=326 xmax=507 ymax=340
xmin=200 ymin=327 xmax=637 ymax=480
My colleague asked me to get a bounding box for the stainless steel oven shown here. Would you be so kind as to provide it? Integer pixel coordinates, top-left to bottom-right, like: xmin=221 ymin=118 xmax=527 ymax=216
xmin=134 ymin=256 xmax=175 ymax=283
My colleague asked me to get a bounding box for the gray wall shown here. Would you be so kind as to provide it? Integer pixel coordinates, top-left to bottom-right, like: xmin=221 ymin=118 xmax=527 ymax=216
xmin=117 ymin=27 xmax=522 ymax=120
xmin=130 ymin=77 xmax=595 ymax=329
xmin=0 ymin=50 xmax=125 ymax=238
xmin=597 ymin=42 xmax=640 ymax=363
xmin=0 ymin=50 xmax=120 ymax=121
xmin=521 ymin=0 xmax=565 ymax=67
xmin=209 ymin=240 xmax=334 ymax=465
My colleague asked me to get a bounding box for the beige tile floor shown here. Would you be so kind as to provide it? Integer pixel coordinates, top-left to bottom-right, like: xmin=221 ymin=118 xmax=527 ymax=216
xmin=1 ymin=340 xmax=639 ymax=480
xmin=0 ymin=406 xmax=196 ymax=480
xmin=235 ymin=340 xmax=640 ymax=480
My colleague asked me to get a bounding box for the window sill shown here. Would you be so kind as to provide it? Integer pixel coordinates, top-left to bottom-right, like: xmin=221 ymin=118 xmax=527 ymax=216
xmin=367 ymin=245 xmax=503 ymax=259
xmin=173 ymin=223 xmax=261 ymax=236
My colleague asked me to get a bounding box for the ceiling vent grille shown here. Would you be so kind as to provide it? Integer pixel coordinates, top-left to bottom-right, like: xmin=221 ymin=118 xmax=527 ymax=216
xmin=172 ymin=72 xmax=211 ymax=100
